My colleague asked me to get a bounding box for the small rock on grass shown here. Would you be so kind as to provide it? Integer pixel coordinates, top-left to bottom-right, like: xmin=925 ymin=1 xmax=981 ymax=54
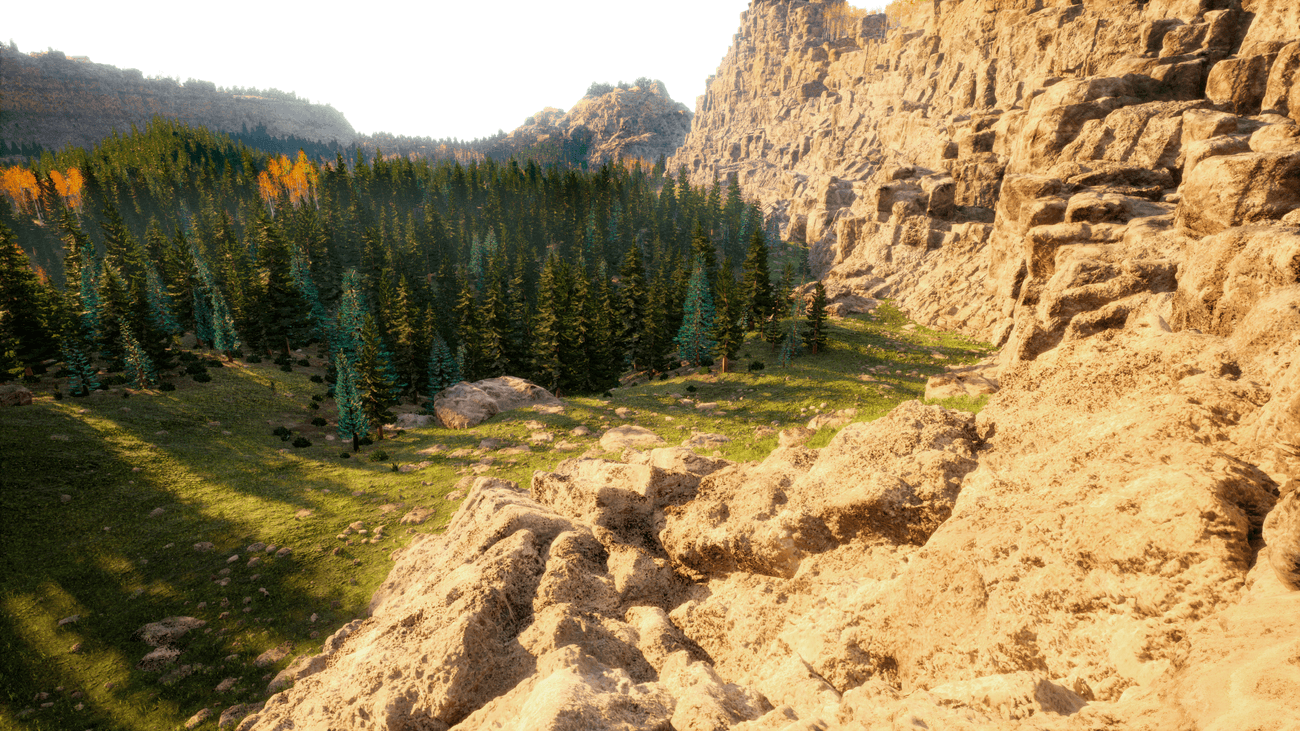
xmin=194 ymin=542 xmax=214 ymax=552
xmin=149 ymin=507 xmax=165 ymax=517
xmin=216 ymin=677 xmax=239 ymax=693
xmin=57 ymin=615 xmax=80 ymax=627
xmin=185 ymin=707 xmax=214 ymax=729
xmin=218 ymin=702 xmax=261 ymax=728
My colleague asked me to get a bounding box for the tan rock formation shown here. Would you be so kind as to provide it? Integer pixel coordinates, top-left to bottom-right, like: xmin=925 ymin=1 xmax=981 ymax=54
xmin=432 ymin=376 xmax=560 ymax=429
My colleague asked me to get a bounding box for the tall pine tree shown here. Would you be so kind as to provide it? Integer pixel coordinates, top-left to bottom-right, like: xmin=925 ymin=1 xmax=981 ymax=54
xmin=674 ymin=257 xmax=716 ymax=368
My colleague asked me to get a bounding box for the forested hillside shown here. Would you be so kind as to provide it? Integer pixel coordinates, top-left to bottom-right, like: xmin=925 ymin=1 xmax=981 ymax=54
xmin=0 ymin=119 xmax=811 ymax=426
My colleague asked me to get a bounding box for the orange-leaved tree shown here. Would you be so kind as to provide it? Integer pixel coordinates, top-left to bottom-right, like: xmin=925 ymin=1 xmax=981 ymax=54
xmin=0 ymin=167 xmax=43 ymax=220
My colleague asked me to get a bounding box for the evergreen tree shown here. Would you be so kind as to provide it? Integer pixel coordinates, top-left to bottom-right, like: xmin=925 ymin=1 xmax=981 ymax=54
xmin=95 ymin=264 xmax=130 ymax=362
xmin=333 ymin=269 xmax=366 ymax=359
xmin=690 ymin=220 xmax=718 ymax=288
xmin=740 ymin=228 xmax=774 ymax=330
xmin=145 ymin=265 xmax=183 ymax=337
xmin=587 ymin=262 xmax=621 ymax=391
xmin=0 ymin=221 xmax=56 ymax=375
xmin=60 ymin=335 xmax=100 ymax=396
xmin=291 ymin=250 xmax=332 ymax=344
xmin=356 ymin=314 xmax=403 ymax=440
xmin=502 ymin=258 xmax=532 ymax=377
xmin=253 ymin=212 xmax=311 ymax=355
xmin=802 ymin=282 xmax=828 ymax=355
xmin=532 ymin=254 xmax=564 ymax=391
xmin=334 ymin=350 xmax=368 ymax=451
xmin=713 ymin=266 xmax=746 ymax=374
xmin=121 ymin=327 xmax=158 ymax=388
xmin=477 ymin=268 xmax=509 ymax=379
xmin=426 ymin=334 xmax=460 ymax=395
xmin=778 ymin=299 xmax=801 ymax=367
xmin=453 ymin=279 xmax=483 ymax=381
xmin=674 ymin=257 xmax=716 ymax=368
xmin=616 ymin=243 xmax=648 ymax=369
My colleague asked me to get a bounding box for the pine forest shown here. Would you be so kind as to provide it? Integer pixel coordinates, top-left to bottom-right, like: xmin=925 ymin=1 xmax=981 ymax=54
xmin=0 ymin=118 xmax=820 ymax=439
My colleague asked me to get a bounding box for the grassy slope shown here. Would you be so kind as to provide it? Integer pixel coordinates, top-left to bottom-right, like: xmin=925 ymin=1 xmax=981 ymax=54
xmin=0 ymin=304 xmax=991 ymax=730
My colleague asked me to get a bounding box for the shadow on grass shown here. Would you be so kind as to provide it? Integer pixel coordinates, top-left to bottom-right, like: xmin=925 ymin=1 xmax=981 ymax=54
xmin=0 ymin=397 xmax=368 ymax=730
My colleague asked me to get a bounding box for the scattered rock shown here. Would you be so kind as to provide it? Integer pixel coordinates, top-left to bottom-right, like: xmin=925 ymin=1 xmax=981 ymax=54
xmin=247 ymin=543 xmax=267 ymax=553
xmin=138 ymin=645 xmax=182 ymax=672
xmin=59 ymin=494 xmax=71 ymax=503
xmin=148 ymin=507 xmax=165 ymax=518
xmin=400 ymin=508 xmax=433 ymax=525
xmin=194 ymin=542 xmax=214 ymax=552
xmin=391 ymin=413 xmax=436 ymax=429
xmin=599 ymin=425 xmax=667 ymax=452
xmin=184 ymin=708 xmax=214 ymax=729
xmin=137 ymin=617 xmax=206 ymax=647
xmin=571 ymin=426 xmax=592 ymax=437
xmin=398 ymin=461 xmax=432 ymax=473
xmin=806 ymin=408 xmax=857 ymax=430
xmin=275 ymin=547 xmax=292 ymax=558
xmin=433 ymin=376 xmax=560 ymax=429
xmin=0 ymin=384 xmax=33 ymax=407
xmin=681 ymin=432 xmax=731 ymax=450
xmin=217 ymin=702 xmax=259 ymax=728
xmin=255 ymin=642 xmax=292 ymax=668
xmin=57 ymin=615 xmax=80 ymax=627
xmin=615 ymin=407 xmax=635 ymax=419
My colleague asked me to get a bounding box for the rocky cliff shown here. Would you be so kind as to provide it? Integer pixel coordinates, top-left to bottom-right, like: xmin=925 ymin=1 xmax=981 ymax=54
xmin=241 ymin=1 xmax=1300 ymax=729
xmin=0 ymin=48 xmax=356 ymax=154
xmin=485 ymin=81 xmax=693 ymax=166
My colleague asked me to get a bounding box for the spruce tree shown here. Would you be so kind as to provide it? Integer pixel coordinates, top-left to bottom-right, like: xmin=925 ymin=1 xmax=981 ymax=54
xmin=674 ymin=257 xmax=717 ymax=368
xmin=741 ymin=228 xmax=774 ymax=330
xmin=502 ymin=259 xmax=532 ymax=377
xmin=453 ymin=279 xmax=483 ymax=381
xmin=426 ymin=334 xmax=460 ymax=395
xmin=0 ymin=221 xmax=56 ymax=375
xmin=778 ymin=299 xmax=802 ymax=367
xmin=334 ymin=350 xmax=368 ymax=451
xmin=802 ymin=282 xmax=828 ymax=355
xmin=253 ymin=212 xmax=311 ymax=356
xmin=713 ymin=267 xmax=746 ymax=374
xmin=60 ymin=335 xmax=100 ymax=396
xmin=356 ymin=314 xmax=403 ymax=440
xmin=616 ymin=244 xmax=647 ymax=369
xmin=532 ymin=254 xmax=564 ymax=391
xmin=121 ymin=327 xmax=158 ymax=388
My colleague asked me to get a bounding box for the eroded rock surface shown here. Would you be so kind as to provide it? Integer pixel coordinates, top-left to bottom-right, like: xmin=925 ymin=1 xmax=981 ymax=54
xmin=433 ymin=376 xmax=560 ymax=429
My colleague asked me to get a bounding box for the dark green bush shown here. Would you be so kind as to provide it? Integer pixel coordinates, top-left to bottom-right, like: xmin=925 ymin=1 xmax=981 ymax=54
xmin=309 ymin=402 xmax=320 ymax=410
xmin=272 ymin=426 xmax=292 ymax=441
xmin=184 ymin=362 xmax=207 ymax=375
xmin=358 ymin=436 xmax=374 ymax=447
xmin=339 ymin=452 xmax=351 ymax=459
xmin=279 ymin=364 xmax=293 ymax=373
xmin=748 ymin=360 xmax=765 ymax=372
xmin=193 ymin=372 xmax=213 ymax=383
xmin=367 ymin=450 xmax=389 ymax=463
xmin=52 ymin=390 xmax=63 ymax=401
xmin=310 ymin=375 xmax=324 ymax=384
xmin=246 ymin=355 xmax=263 ymax=364
xmin=311 ymin=394 xmax=324 ymax=402
xmin=686 ymin=385 xmax=697 ymax=392
xmin=292 ymin=436 xmax=312 ymax=448
xmin=159 ymin=382 xmax=176 ymax=392
xmin=298 ymin=359 xmax=311 ymax=367
xmin=311 ymin=417 xmax=328 ymax=427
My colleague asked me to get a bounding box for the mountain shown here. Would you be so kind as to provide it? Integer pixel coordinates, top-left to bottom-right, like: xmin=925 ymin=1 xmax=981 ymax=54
xmin=242 ymin=1 xmax=1300 ymax=730
xmin=0 ymin=46 xmax=356 ymax=157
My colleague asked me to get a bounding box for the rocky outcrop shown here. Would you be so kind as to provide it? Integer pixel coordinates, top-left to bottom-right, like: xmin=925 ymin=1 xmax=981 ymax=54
xmin=490 ymin=82 xmax=693 ymax=166
xmin=432 ymin=376 xmax=560 ymax=429
xmin=0 ymin=47 xmax=356 ymax=155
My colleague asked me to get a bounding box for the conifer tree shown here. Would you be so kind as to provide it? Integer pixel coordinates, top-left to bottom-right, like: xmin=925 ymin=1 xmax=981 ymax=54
xmin=532 ymin=254 xmax=564 ymax=391
xmin=587 ymin=262 xmax=621 ymax=391
xmin=674 ymin=257 xmax=717 ymax=368
xmin=453 ymin=279 xmax=483 ymax=381
xmin=253 ymin=212 xmax=310 ymax=355
xmin=713 ymin=266 xmax=746 ymax=373
xmin=121 ymin=327 xmax=158 ymax=388
xmin=741 ymin=228 xmax=774 ymax=330
xmin=802 ymin=282 xmax=828 ymax=354
xmin=95 ymin=263 xmax=130 ymax=362
xmin=426 ymin=334 xmax=460 ymax=395
xmin=616 ymin=244 xmax=647 ymax=369
xmin=389 ymin=278 xmax=422 ymax=401
xmin=291 ymin=250 xmax=331 ymax=344
xmin=333 ymin=269 xmax=366 ymax=359
xmin=356 ymin=314 xmax=402 ymax=439
xmin=502 ymin=259 xmax=532 ymax=377
xmin=60 ymin=335 xmax=100 ymax=396
xmin=778 ymin=299 xmax=802 ymax=367
xmin=334 ymin=350 xmax=368 ymax=451
xmin=210 ymin=288 xmax=240 ymax=358
xmin=0 ymin=221 xmax=57 ymax=375
xmin=477 ymin=266 xmax=509 ymax=379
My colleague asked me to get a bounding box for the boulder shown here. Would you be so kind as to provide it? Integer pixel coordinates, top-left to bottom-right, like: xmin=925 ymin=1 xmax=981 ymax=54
xmin=1176 ymin=151 xmax=1300 ymax=236
xmin=390 ymin=413 xmax=435 ymax=429
xmin=599 ymin=425 xmax=666 ymax=452
xmin=0 ymin=384 xmax=32 ymax=407
xmin=433 ymin=377 xmax=559 ymax=429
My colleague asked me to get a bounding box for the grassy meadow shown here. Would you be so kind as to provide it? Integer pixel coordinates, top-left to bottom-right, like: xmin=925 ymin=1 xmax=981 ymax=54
xmin=0 ymin=304 xmax=991 ymax=730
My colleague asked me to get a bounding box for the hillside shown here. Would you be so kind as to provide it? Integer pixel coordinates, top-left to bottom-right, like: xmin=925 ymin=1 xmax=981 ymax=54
xmin=229 ymin=1 xmax=1300 ymax=730
xmin=0 ymin=47 xmax=357 ymax=157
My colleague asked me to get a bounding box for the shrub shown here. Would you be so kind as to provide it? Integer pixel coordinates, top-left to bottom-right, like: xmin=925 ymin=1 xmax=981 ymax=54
xmin=367 ymin=450 xmax=389 ymax=463
xmin=358 ymin=436 xmax=374 ymax=447
xmin=179 ymin=351 xmax=199 ymax=363
xmin=159 ymin=382 xmax=176 ymax=392
xmin=298 ymin=359 xmax=311 ymax=367
xmin=205 ymin=359 xmax=224 ymax=368
xmin=184 ymin=362 xmax=207 ymax=375
xmin=193 ymin=372 xmax=212 ymax=383
xmin=339 ymin=452 xmax=351 ymax=459
xmin=292 ymin=436 xmax=312 ymax=448
xmin=245 ymin=354 xmax=263 ymax=364
xmin=52 ymin=390 xmax=64 ymax=401
xmin=390 ymin=463 xmax=399 ymax=473
xmin=311 ymin=417 xmax=328 ymax=427
xmin=121 ymin=390 xmax=131 ymax=399
xmin=310 ymin=375 xmax=324 ymax=384
xmin=279 ymin=364 xmax=293 ymax=373
xmin=311 ymin=394 xmax=324 ymax=402
xmin=274 ymin=355 xmax=290 ymax=367
xmin=748 ymin=360 xmax=766 ymax=372
xmin=686 ymin=385 xmax=697 ymax=393
xmin=309 ymin=402 xmax=320 ymax=410
xmin=272 ymin=426 xmax=292 ymax=441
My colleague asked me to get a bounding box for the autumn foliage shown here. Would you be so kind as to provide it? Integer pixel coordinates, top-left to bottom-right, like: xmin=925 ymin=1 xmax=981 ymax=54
xmin=823 ymin=1 xmax=871 ymax=38
xmin=0 ymin=166 xmax=84 ymax=219
xmin=257 ymin=151 xmax=319 ymax=215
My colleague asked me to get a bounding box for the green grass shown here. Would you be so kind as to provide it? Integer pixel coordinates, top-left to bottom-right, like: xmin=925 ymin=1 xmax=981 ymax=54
xmin=0 ymin=303 xmax=991 ymax=730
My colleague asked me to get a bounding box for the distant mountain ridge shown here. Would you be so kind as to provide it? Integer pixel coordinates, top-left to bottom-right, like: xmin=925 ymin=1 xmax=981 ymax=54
xmin=0 ymin=46 xmax=357 ymax=157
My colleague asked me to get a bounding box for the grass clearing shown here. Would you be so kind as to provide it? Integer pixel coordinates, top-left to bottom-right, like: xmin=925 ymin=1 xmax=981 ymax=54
xmin=0 ymin=303 xmax=990 ymax=730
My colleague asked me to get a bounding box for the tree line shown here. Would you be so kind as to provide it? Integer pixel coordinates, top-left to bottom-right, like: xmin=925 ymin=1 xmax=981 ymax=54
xmin=0 ymin=118 xmax=829 ymax=445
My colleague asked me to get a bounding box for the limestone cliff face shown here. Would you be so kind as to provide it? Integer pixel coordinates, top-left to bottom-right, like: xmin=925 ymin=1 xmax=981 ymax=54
xmin=0 ymin=48 xmax=356 ymax=152
xmin=491 ymin=82 xmax=693 ymax=166
xmin=671 ymin=0 xmax=1300 ymax=342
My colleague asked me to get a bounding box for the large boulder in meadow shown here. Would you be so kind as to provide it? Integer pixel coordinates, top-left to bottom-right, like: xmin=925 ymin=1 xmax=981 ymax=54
xmin=0 ymin=384 xmax=32 ymax=407
xmin=433 ymin=377 xmax=560 ymax=429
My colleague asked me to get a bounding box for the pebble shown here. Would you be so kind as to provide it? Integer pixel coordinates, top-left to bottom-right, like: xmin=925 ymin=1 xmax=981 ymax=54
xmin=149 ymin=507 xmax=165 ymax=518
xmin=60 ymin=494 xmax=72 ymax=503
xmin=57 ymin=615 xmax=80 ymax=627
xmin=226 ymin=555 xmax=240 ymax=563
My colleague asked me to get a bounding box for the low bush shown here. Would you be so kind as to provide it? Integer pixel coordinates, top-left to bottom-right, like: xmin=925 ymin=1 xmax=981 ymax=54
xmin=292 ymin=436 xmax=312 ymax=448
xmin=159 ymin=382 xmax=176 ymax=392
xmin=309 ymin=402 xmax=320 ymax=410
xmin=297 ymin=359 xmax=311 ymax=367
xmin=339 ymin=452 xmax=351 ymax=459
xmin=272 ymin=426 xmax=292 ymax=441
xmin=310 ymin=375 xmax=324 ymax=384
xmin=245 ymin=355 xmax=263 ymax=364
xmin=367 ymin=450 xmax=389 ymax=463
xmin=279 ymin=364 xmax=293 ymax=373
xmin=748 ymin=360 xmax=766 ymax=372
xmin=193 ymin=372 xmax=212 ymax=383
xmin=311 ymin=417 xmax=328 ymax=427
xmin=184 ymin=362 xmax=207 ymax=375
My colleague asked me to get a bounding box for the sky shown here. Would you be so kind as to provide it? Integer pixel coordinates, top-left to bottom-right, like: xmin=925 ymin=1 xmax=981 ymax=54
xmin=3 ymin=0 xmax=783 ymax=142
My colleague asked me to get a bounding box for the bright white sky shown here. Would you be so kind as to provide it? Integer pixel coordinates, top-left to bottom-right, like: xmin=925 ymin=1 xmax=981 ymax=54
xmin=3 ymin=0 xmax=842 ymax=142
